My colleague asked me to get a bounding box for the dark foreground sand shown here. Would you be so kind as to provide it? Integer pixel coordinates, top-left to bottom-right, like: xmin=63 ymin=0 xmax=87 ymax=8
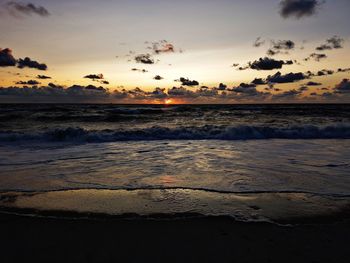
xmin=1 ymin=213 xmax=350 ymax=263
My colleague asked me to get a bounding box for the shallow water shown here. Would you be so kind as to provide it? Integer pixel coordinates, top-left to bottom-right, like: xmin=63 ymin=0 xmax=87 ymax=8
xmin=0 ymin=140 xmax=349 ymax=195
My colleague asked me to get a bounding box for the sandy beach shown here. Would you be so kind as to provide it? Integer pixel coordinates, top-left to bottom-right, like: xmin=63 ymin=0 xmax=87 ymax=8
xmin=1 ymin=212 xmax=350 ymax=263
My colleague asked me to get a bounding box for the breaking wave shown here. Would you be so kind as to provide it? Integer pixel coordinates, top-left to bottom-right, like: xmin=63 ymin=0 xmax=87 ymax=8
xmin=1 ymin=124 xmax=350 ymax=143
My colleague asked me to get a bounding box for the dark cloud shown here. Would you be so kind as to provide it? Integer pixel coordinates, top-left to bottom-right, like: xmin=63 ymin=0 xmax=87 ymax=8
xmin=217 ymin=83 xmax=227 ymax=90
xmin=176 ymin=77 xmax=199 ymax=87
xmin=84 ymin=74 xmax=109 ymax=85
xmin=267 ymin=40 xmax=295 ymax=56
xmin=15 ymin=80 xmax=40 ymax=85
xmin=272 ymin=89 xmax=302 ymax=100
xmin=0 ymin=48 xmax=16 ymax=67
xmin=231 ymin=63 xmax=239 ymax=67
xmin=237 ymin=65 xmax=249 ymax=71
xmin=251 ymin=78 xmax=267 ymax=85
xmin=0 ymin=84 xmax=109 ymax=103
xmin=266 ymin=49 xmax=278 ymax=56
xmin=253 ymin=37 xmax=265 ymax=47
xmin=273 ymin=40 xmax=295 ymax=50
xmin=135 ymin=54 xmax=154 ymax=64
xmin=195 ymin=87 xmax=218 ymax=97
xmin=316 ymin=36 xmax=344 ymax=51
xmin=6 ymin=1 xmax=50 ymax=17
xmin=334 ymin=79 xmax=350 ymax=93
xmin=152 ymin=41 xmax=175 ymax=54
xmin=17 ymin=57 xmax=47 ymax=70
xmin=299 ymin=86 xmax=309 ymax=91
xmin=131 ymin=68 xmax=148 ymax=73
xmin=37 ymin=75 xmax=51 ymax=79
xmin=153 ymin=75 xmax=164 ymax=80
xmin=84 ymin=74 xmax=104 ymax=80
xmin=150 ymin=87 xmax=168 ymax=99
xmin=305 ymin=53 xmax=327 ymax=62
xmin=338 ymin=68 xmax=350 ymax=73
xmin=168 ymin=87 xmax=196 ymax=97
xmin=316 ymin=69 xmax=334 ymax=76
xmin=249 ymin=57 xmax=293 ymax=70
xmin=1 ymin=82 xmax=348 ymax=103
xmin=231 ymin=84 xmax=259 ymax=96
xmin=267 ymin=71 xmax=308 ymax=83
xmin=306 ymin=81 xmax=322 ymax=86
xmin=84 ymin=85 xmax=107 ymax=91
xmin=279 ymin=0 xmax=323 ymax=19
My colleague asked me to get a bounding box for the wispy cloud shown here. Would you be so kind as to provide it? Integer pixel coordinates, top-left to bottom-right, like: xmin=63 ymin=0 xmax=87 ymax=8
xmin=5 ymin=1 xmax=50 ymax=17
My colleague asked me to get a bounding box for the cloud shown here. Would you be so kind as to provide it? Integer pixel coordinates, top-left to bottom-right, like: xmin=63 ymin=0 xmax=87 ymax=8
xmin=15 ymin=80 xmax=40 ymax=85
xmin=237 ymin=65 xmax=250 ymax=71
xmin=273 ymin=40 xmax=295 ymax=50
xmin=267 ymin=71 xmax=308 ymax=83
xmin=306 ymin=81 xmax=322 ymax=86
xmin=84 ymin=74 xmax=109 ymax=85
xmin=0 ymin=48 xmax=16 ymax=67
xmin=338 ymin=68 xmax=350 ymax=73
xmin=267 ymin=40 xmax=295 ymax=56
xmin=334 ymin=79 xmax=350 ymax=93
xmin=272 ymin=89 xmax=302 ymax=100
xmin=0 ymin=84 xmax=110 ymax=103
xmin=279 ymin=0 xmax=323 ymax=19
xmin=304 ymin=53 xmax=327 ymax=62
xmin=253 ymin=37 xmax=265 ymax=47
xmin=316 ymin=69 xmax=334 ymax=76
xmin=131 ymin=68 xmax=148 ymax=73
xmin=299 ymin=86 xmax=309 ymax=92
xmin=249 ymin=57 xmax=293 ymax=70
xmin=217 ymin=83 xmax=227 ymax=90
xmin=6 ymin=1 xmax=50 ymax=17
xmin=150 ymin=87 xmax=168 ymax=99
xmin=168 ymin=86 xmax=196 ymax=97
xmin=251 ymin=78 xmax=267 ymax=85
xmin=37 ymin=75 xmax=51 ymax=79
xmin=1 ymin=82 xmax=348 ymax=103
xmin=176 ymin=77 xmax=199 ymax=87
xmin=17 ymin=57 xmax=47 ymax=70
xmin=84 ymin=74 xmax=104 ymax=80
xmin=231 ymin=83 xmax=259 ymax=96
xmin=152 ymin=41 xmax=175 ymax=54
xmin=154 ymin=75 xmax=164 ymax=80
xmin=316 ymin=36 xmax=344 ymax=51
xmin=195 ymin=87 xmax=219 ymax=97
xmin=135 ymin=54 xmax=154 ymax=64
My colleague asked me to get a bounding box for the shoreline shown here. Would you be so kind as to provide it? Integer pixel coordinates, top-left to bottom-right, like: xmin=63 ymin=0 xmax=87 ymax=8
xmin=1 ymin=189 xmax=350 ymax=225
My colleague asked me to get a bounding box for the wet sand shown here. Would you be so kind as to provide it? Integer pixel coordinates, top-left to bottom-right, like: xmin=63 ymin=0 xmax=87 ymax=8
xmin=1 ymin=212 xmax=350 ymax=263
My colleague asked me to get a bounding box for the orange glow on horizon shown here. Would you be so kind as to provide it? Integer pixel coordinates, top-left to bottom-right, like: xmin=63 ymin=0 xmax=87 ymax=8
xmin=164 ymin=99 xmax=173 ymax=104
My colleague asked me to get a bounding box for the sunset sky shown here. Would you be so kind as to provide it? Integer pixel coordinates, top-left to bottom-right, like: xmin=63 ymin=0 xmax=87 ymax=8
xmin=0 ymin=0 xmax=350 ymax=103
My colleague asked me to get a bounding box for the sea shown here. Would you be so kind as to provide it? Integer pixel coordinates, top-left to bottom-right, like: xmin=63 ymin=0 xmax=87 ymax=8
xmin=0 ymin=104 xmax=350 ymax=223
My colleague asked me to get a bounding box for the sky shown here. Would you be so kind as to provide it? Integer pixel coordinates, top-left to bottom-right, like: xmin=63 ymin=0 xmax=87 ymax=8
xmin=0 ymin=0 xmax=350 ymax=103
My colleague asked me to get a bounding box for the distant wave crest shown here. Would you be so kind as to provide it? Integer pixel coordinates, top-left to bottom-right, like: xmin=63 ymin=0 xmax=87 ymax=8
xmin=1 ymin=124 xmax=350 ymax=143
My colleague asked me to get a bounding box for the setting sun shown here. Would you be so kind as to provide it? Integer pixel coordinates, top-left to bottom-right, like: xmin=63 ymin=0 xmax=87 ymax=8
xmin=165 ymin=99 xmax=173 ymax=104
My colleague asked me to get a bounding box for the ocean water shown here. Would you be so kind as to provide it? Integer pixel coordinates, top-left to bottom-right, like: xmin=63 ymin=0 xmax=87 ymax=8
xmin=0 ymin=104 xmax=350 ymax=222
